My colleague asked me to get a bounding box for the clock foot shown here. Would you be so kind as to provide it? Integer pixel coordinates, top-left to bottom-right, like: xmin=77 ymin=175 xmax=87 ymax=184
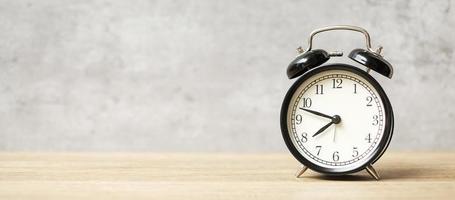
xmin=295 ymin=165 xmax=308 ymax=178
xmin=365 ymin=164 xmax=380 ymax=180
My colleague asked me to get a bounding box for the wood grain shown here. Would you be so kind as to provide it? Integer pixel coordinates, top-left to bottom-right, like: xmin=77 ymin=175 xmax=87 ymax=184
xmin=0 ymin=152 xmax=454 ymax=199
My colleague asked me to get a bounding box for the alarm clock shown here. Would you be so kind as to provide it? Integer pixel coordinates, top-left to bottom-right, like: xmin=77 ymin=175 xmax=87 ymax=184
xmin=280 ymin=25 xmax=394 ymax=180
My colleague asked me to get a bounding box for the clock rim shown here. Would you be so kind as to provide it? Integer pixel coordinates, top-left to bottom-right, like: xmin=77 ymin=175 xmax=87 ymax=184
xmin=280 ymin=63 xmax=394 ymax=175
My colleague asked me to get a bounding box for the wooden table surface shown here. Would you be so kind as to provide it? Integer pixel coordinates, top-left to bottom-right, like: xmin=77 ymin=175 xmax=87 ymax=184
xmin=0 ymin=152 xmax=454 ymax=199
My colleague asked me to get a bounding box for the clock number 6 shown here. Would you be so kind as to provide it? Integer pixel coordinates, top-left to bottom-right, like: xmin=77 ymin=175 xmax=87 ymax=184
xmin=332 ymin=151 xmax=339 ymax=161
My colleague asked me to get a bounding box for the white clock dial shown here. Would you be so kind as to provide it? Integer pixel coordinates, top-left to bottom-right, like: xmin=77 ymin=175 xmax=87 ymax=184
xmin=287 ymin=69 xmax=385 ymax=169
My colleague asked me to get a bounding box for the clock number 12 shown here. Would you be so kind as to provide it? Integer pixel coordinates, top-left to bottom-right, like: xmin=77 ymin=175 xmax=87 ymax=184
xmin=332 ymin=79 xmax=342 ymax=88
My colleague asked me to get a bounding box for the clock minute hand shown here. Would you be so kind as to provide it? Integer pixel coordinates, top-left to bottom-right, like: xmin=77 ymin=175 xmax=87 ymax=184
xmin=300 ymin=108 xmax=333 ymax=120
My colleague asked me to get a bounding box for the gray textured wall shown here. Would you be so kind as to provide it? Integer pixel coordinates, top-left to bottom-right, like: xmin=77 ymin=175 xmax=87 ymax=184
xmin=0 ymin=0 xmax=454 ymax=151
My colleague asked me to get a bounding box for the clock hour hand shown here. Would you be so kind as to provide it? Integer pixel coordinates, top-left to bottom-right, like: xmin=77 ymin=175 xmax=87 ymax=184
xmin=312 ymin=115 xmax=341 ymax=137
xmin=300 ymin=108 xmax=333 ymax=120
xmin=312 ymin=121 xmax=334 ymax=137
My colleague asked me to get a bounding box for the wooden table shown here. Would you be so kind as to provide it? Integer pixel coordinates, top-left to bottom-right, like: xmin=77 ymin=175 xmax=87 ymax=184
xmin=0 ymin=152 xmax=454 ymax=199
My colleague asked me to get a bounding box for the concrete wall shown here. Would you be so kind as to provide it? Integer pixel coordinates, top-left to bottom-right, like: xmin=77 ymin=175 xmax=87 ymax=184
xmin=0 ymin=0 xmax=454 ymax=151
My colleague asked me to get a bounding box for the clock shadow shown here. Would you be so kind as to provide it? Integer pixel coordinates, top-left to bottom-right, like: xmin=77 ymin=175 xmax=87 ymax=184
xmin=310 ymin=174 xmax=372 ymax=181
xmin=307 ymin=167 xmax=422 ymax=181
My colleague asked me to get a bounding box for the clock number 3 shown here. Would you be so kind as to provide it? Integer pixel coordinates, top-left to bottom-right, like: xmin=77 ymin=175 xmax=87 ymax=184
xmin=372 ymin=115 xmax=379 ymax=125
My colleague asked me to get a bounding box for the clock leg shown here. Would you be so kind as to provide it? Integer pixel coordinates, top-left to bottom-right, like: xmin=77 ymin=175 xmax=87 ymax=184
xmin=295 ymin=165 xmax=308 ymax=178
xmin=365 ymin=164 xmax=380 ymax=180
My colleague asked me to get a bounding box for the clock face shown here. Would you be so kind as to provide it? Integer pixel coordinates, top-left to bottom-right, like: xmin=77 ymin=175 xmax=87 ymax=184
xmin=281 ymin=65 xmax=393 ymax=173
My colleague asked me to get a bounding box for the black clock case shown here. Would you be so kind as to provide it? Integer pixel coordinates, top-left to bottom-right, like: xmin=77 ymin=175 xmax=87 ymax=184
xmin=280 ymin=63 xmax=394 ymax=175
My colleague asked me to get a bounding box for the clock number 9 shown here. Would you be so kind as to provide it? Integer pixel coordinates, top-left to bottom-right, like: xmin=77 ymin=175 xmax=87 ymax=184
xmin=295 ymin=114 xmax=302 ymax=124
xmin=332 ymin=151 xmax=339 ymax=161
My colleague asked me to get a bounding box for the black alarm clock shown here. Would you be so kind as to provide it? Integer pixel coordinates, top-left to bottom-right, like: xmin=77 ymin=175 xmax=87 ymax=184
xmin=280 ymin=25 xmax=394 ymax=180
